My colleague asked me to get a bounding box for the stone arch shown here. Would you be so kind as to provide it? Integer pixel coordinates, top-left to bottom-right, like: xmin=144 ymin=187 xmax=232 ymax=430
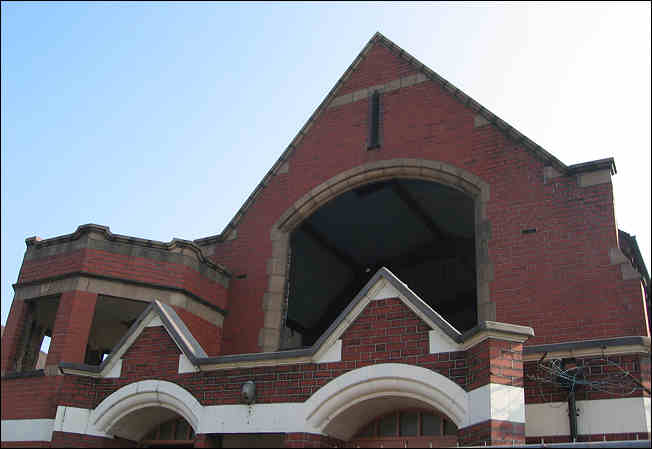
xmin=260 ymin=159 xmax=493 ymax=352
xmin=304 ymin=363 xmax=469 ymax=441
xmin=90 ymin=380 xmax=202 ymax=442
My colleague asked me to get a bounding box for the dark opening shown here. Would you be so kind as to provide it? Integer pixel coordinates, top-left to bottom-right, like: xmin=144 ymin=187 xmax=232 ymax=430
xmin=84 ymin=296 xmax=148 ymax=365
xmin=11 ymin=296 xmax=58 ymax=372
xmin=283 ymin=178 xmax=477 ymax=348
xmin=367 ymin=90 xmax=381 ymax=149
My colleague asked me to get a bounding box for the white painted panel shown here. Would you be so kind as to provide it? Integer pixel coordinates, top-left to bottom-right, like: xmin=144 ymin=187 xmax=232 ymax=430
xmin=468 ymin=384 xmax=491 ymax=426
xmin=490 ymin=383 xmax=525 ymax=423
xmin=54 ymin=406 xmax=112 ymax=438
xmin=373 ymin=283 xmax=401 ymax=300
xmin=468 ymin=383 xmax=525 ymax=426
xmin=525 ymin=402 xmax=569 ymax=437
xmin=105 ymin=359 xmax=122 ymax=378
xmin=428 ymin=329 xmax=460 ymax=354
xmin=1 ymin=419 xmax=54 ymax=442
xmin=200 ymin=403 xmax=320 ymax=434
xmin=526 ymin=397 xmax=651 ymax=437
xmin=577 ymin=397 xmax=650 ymax=435
xmin=315 ymin=340 xmax=342 ymax=364
xmin=146 ymin=316 xmax=163 ymax=327
xmin=178 ymin=353 xmax=199 ymax=373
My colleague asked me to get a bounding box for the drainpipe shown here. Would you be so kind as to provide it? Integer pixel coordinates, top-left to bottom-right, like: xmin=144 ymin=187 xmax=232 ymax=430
xmin=560 ymin=358 xmax=582 ymax=443
xmin=567 ymin=389 xmax=578 ymax=442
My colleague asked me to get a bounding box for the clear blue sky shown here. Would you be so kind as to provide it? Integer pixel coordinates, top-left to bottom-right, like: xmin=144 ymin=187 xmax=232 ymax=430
xmin=2 ymin=2 xmax=650 ymax=331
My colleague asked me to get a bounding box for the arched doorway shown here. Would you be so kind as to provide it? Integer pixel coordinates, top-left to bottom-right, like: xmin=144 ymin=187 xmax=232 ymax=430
xmin=140 ymin=416 xmax=196 ymax=448
xmin=348 ymin=409 xmax=457 ymax=448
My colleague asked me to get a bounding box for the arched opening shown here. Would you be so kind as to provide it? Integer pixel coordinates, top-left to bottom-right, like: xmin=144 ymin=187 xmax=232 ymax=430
xmin=304 ymin=363 xmax=469 ymax=441
xmin=349 ymin=407 xmax=458 ymax=448
xmin=91 ymin=380 xmax=203 ymax=443
xmin=284 ymin=178 xmax=476 ymax=348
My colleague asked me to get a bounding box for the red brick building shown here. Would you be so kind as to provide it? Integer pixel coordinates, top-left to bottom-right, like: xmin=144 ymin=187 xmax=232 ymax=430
xmin=2 ymin=33 xmax=650 ymax=448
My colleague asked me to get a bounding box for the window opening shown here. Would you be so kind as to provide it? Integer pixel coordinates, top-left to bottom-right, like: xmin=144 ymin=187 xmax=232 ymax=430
xmin=11 ymin=296 xmax=58 ymax=372
xmin=367 ymin=90 xmax=381 ymax=149
xmin=352 ymin=409 xmax=458 ymax=447
xmin=84 ymin=296 xmax=148 ymax=365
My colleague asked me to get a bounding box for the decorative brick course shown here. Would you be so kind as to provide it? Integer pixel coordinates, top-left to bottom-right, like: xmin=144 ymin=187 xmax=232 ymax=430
xmin=50 ymin=432 xmax=135 ymax=448
xmin=284 ymin=433 xmax=344 ymax=448
xmin=458 ymin=419 xmax=525 ymax=446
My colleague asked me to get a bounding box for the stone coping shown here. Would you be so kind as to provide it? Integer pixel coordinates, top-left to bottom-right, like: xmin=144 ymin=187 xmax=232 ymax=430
xmin=24 ymin=224 xmax=230 ymax=281
xmin=524 ymin=336 xmax=651 ymax=356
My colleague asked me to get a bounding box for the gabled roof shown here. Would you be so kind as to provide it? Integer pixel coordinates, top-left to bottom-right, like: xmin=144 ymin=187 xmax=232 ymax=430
xmin=60 ymin=267 xmax=534 ymax=376
xmin=195 ymin=32 xmax=616 ymax=245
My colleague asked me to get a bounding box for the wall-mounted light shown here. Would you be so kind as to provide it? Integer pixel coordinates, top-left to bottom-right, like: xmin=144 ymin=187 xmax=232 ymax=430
xmin=241 ymin=380 xmax=256 ymax=404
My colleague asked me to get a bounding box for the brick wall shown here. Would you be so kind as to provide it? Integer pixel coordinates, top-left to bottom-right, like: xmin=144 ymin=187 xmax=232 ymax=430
xmin=466 ymin=339 xmax=524 ymax=391
xmin=173 ymin=306 xmax=222 ymax=356
xmin=1 ymin=300 xmax=29 ymax=373
xmin=46 ymin=291 xmax=97 ymax=366
xmin=284 ymin=433 xmax=343 ymax=448
xmin=210 ymin=40 xmax=646 ymax=354
xmin=336 ymin=43 xmax=418 ymax=96
xmin=1 ymin=375 xmax=60 ymax=419
xmin=458 ymin=420 xmax=525 ymax=446
xmin=50 ymin=432 xmax=135 ymax=448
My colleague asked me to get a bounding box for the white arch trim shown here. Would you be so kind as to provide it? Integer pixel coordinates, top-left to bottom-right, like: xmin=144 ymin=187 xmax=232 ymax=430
xmin=304 ymin=363 xmax=469 ymax=435
xmin=90 ymin=380 xmax=202 ymax=440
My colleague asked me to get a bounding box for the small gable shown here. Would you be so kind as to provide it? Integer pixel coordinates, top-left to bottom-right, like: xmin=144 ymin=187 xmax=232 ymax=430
xmin=121 ymin=325 xmax=182 ymax=378
xmin=340 ymin=297 xmax=432 ymax=362
xmin=314 ymin=267 xmax=463 ymax=364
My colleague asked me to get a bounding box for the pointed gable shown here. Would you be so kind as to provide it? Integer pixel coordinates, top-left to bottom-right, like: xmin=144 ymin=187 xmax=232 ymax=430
xmin=335 ymin=39 xmax=419 ymax=97
xmin=196 ymin=32 xmax=614 ymax=245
